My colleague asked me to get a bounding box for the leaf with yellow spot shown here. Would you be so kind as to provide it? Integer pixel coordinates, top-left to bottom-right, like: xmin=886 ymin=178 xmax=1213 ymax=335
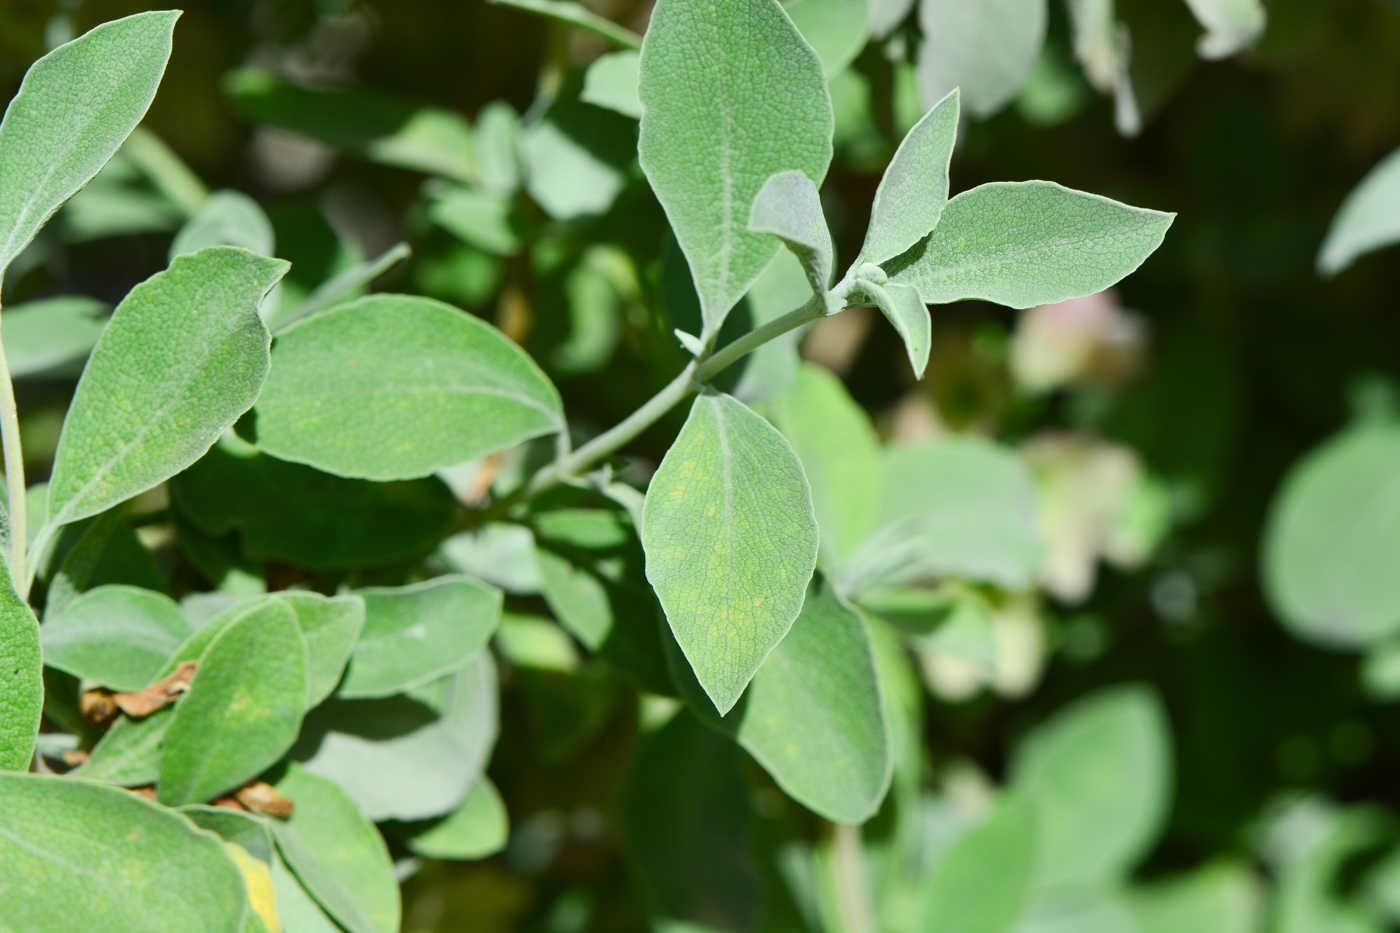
xmin=226 ymin=842 xmax=281 ymax=933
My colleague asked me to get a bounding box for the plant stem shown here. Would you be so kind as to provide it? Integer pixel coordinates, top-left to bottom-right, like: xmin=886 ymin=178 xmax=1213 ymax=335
xmin=696 ymin=296 xmax=823 ymax=380
xmin=0 ymin=305 xmax=27 ymax=594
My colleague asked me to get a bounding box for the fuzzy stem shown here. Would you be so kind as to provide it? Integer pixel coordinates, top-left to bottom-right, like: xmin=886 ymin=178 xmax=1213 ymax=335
xmin=0 ymin=305 xmax=27 ymax=594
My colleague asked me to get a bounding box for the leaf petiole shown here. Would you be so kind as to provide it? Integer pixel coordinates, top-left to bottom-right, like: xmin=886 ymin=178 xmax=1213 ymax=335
xmin=0 ymin=305 xmax=27 ymax=595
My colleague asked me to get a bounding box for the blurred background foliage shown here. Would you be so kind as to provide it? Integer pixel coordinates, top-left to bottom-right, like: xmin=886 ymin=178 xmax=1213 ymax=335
xmin=8 ymin=0 xmax=1400 ymax=931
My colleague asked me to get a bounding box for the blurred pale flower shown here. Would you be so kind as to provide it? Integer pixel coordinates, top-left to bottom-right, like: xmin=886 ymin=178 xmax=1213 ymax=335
xmin=1009 ymin=291 xmax=1147 ymax=394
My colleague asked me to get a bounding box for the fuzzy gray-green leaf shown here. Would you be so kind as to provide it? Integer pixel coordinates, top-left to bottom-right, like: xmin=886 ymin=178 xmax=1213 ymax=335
xmin=41 ymin=585 xmax=192 ymax=692
xmin=860 ymin=278 xmax=931 ymax=378
xmin=0 ymin=773 xmax=248 ymax=933
xmin=1318 ymin=147 xmax=1400 ymax=277
xmin=860 ymin=88 xmax=960 ymax=265
xmin=0 ymin=11 xmax=179 ymax=284
xmin=639 ymin=0 xmax=834 ymax=337
xmin=0 ymin=556 xmax=40 ymax=771
xmin=916 ymin=0 xmax=1046 ymax=119
xmin=254 ymin=294 xmax=563 ymax=481
xmin=407 ymin=775 xmax=510 ymax=860
xmin=642 ymin=392 xmax=819 ymax=714
xmin=748 ymin=169 xmax=835 ymax=299
xmin=2 ymin=296 xmax=108 ymax=379
xmin=339 ymin=575 xmax=502 ymax=699
xmin=157 ymin=598 xmax=307 ymax=805
xmin=47 ymin=247 xmax=288 ymax=529
xmin=272 ymin=764 xmax=400 ymax=933
xmin=277 ymin=592 xmax=366 ymax=707
xmin=887 ymin=180 xmax=1173 ymax=309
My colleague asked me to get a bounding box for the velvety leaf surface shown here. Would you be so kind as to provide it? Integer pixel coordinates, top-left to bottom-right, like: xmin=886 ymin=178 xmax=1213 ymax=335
xmin=41 ymin=584 xmax=192 ymax=691
xmin=158 ymin=597 xmax=307 ymax=805
xmin=642 ymin=391 xmax=819 ymax=714
xmin=860 ymin=88 xmax=960 ymax=265
xmin=748 ymin=169 xmax=835 ymax=298
xmin=1318 ymin=147 xmax=1400 ymax=276
xmin=920 ymin=793 xmax=1038 ymax=933
xmin=0 ymin=773 xmax=248 ymax=933
xmin=255 ymin=294 xmax=562 ymax=481
xmin=0 ymin=556 xmax=40 ymax=771
xmin=407 ymin=775 xmax=510 ymax=860
xmin=786 ymin=0 xmax=870 ymax=77
xmin=858 ymin=278 xmax=931 ymax=378
xmin=272 ymin=764 xmax=401 ymax=933
xmin=0 ymin=11 xmax=178 ymax=282
xmin=173 ymin=434 xmax=456 ymax=571
xmin=181 ymin=803 xmax=276 ymax=864
xmin=340 ymin=575 xmax=501 ymax=699
xmin=667 ymin=577 xmax=892 ymax=823
xmin=638 ymin=0 xmax=833 ymax=336
xmin=277 ymin=592 xmax=365 ymax=707
xmin=916 ymin=0 xmax=1046 ymax=119
xmin=1010 ymin=684 xmax=1172 ymax=891
xmin=771 ymin=363 xmax=880 ymax=569
xmin=1262 ymin=425 xmax=1400 ymax=648
xmin=886 ymin=181 xmax=1173 ymax=309
xmin=2 ymin=296 xmax=108 ymax=378
xmin=838 ymin=436 xmax=1043 ymax=596
xmin=47 ymin=247 xmax=288 ymax=528
xmin=293 ymin=653 xmax=498 ymax=822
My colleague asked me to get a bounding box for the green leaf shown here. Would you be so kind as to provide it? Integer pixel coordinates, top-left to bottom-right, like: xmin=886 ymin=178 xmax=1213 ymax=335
xmin=838 ymin=436 xmax=1043 ymax=596
xmin=518 ymin=72 xmax=638 ymax=222
xmin=41 ymin=584 xmax=192 ymax=691
xmin=223 ymin=69 xmax=476 ymax=184
xmin=474 ymin=102 xmax=521 ymax=197
xmin=1318 ymin=147 xmax=1400 ymax=277
xmin=860 ymin=88 xmax=960 ymax=265
xmin=339 ymin=575 xmax=502 ymax=699
xmin=668 ymin=576 xmax=892 ymax=823
xmin=254 ymin=294 xmax=563 ymax=481
xmin=886 ymin=181 xmax=1173 ymax=309
xmin=292 ymin=653 xmax=498 ymax=822
xmin=440 ymin=522 xmax=543 ymax=595
xmin=271 ymin=852 xmax=342 ymax=933
xmin=169 ymin=190 xmax=274 ymax=261
xmin=429 ymin=187 xmax=520 ymax=257
xmin=1182 ymin=0 xmax=1267 ymax=60
xmin=181 ymin=803 xmax=276 ymax=864
xmin=1127 ymin=863 xmax=1262 ymax=933
xmin=158 ymin=598 xmax=308 ymax=805
xmin=173 ymin=434 xmax=456 ymax=572
xmin=407 ymin=775 xmax=510 ymax=860
xmin=870 ymin=0 xmax=916 ymax=37
xmin=0 ymin=773 xmax=248 ymax=933
xmin=771 ymin=363 xmax=880 ymax=568
xmin=582 ymin=50 xmax=643 ymax=119
xmin=1010 ymin=684 xmax=1172 ymax=892
xmin=2 ymin=296 xmax=108 ymax=379
xmin=272 ymin=764 xmax=400 ymax=933
xmin=856 ymin=278 xmax=931 ymax=378
xmin=748 ymin=169 xmax=835 ymax=300
xmin=920 ymin=793 xmax=1038 ymax=933
xmin=916 ymin=0 xmax=1046 ymax=119
xmin=74 ymin=708 xmax=169 ymax=786
xmin=495 ymin=612 xmax=580 ymax=672
xmin=275 ymin=242 xmax=411 ymax=333
xmin=642 ymin=391 xmax=819 ymax=714
xmin=1262 ymin=425 xmax=1400 ymax=648
xmin=46 ymin=247 xmax=289 ymax=529
xmin=639 ymin=0 xmax=834 ymax=337
xmin=786 ymin=0 xmax=870 ymax=77
xmin=488 ymin=0 xmax=643 ymax=49
xmin=623 ymin=712 xmax=761 ymax=931
xmin=0 ymin=556 xmax=40 ymax=771
xmin=0 ymin=11 xmax=179 ymax=284
xmin=277 ymin=592 xmax=365 ymax=708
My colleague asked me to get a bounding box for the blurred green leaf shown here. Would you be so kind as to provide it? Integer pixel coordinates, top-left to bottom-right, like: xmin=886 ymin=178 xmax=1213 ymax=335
xmin=1 ymin=296 xmax=108 ymax=379
xmin=916 ymin=0 xmax=1046 ymax=119
xmin=786 ymin=0 xmax=870 ymax=77
xmin=1318 ymin=147 xmax=1400 ymax=277
xmin=271 ymin=852 xmax=342 ymax=933
xmin=158 ymin=597 xmax=307 ymax=805
xmin=474 ymin=102 xmax=521 ymax=197
xmin=642 ymin=391 xmax=819 ymax=714
xmin=639 ymin=0 xmax=833 ymax=337
xmin=519 ymin=73 xmax=637 ymax=222
xmin=439 ymin=523 xmax=543 ymax=595
xmin=1126 ymin=863 xmax=1261 ymax=933
xmin=582 ymin=50 xmax=642 ymax=119
xmin=1010 ymin=684 xmax=1172 ymax=892
xmin=886 ymin=181 xmax=1173 ymax=309
xmin=0 ymin=11 xmax=178 ymax=283
xmin=42 ymin=584 xmax=192 ymax=691
xmin=255 ymin=294 xmax=563 ymax=481
xmin=272 ymin=764 xmax=401 ymax=933
xmin=495 ymin=612 xmax=580 ymax=672
xmin=919 ymin=793 xmax=1037 ymax=933
xmin=169 ymin=190 xmax=274 ymax=261
xmin=429 ymin=187 xmax=520 ymax=257
xmin=0 ymin=773 xmax=248 ymax=933
xmin=1181 ymin=0 xmax=1266 ymax=60
xmin=488 ymin=0 xmax=643 ymax=49
xmin=294 ymin=652 xmax=498 ymax=822
xmin=339 ymin=576 xmax=501 ymax=699
xmin=275 ymin=242 xmax=411 ymax=333
xmin=407 ymin=775 xmax=510 ymax=860
xmin=1263 ymin=425 xmax=1400 ymax=649
xmin=46 ymin=247 xmax=288 ymax=529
